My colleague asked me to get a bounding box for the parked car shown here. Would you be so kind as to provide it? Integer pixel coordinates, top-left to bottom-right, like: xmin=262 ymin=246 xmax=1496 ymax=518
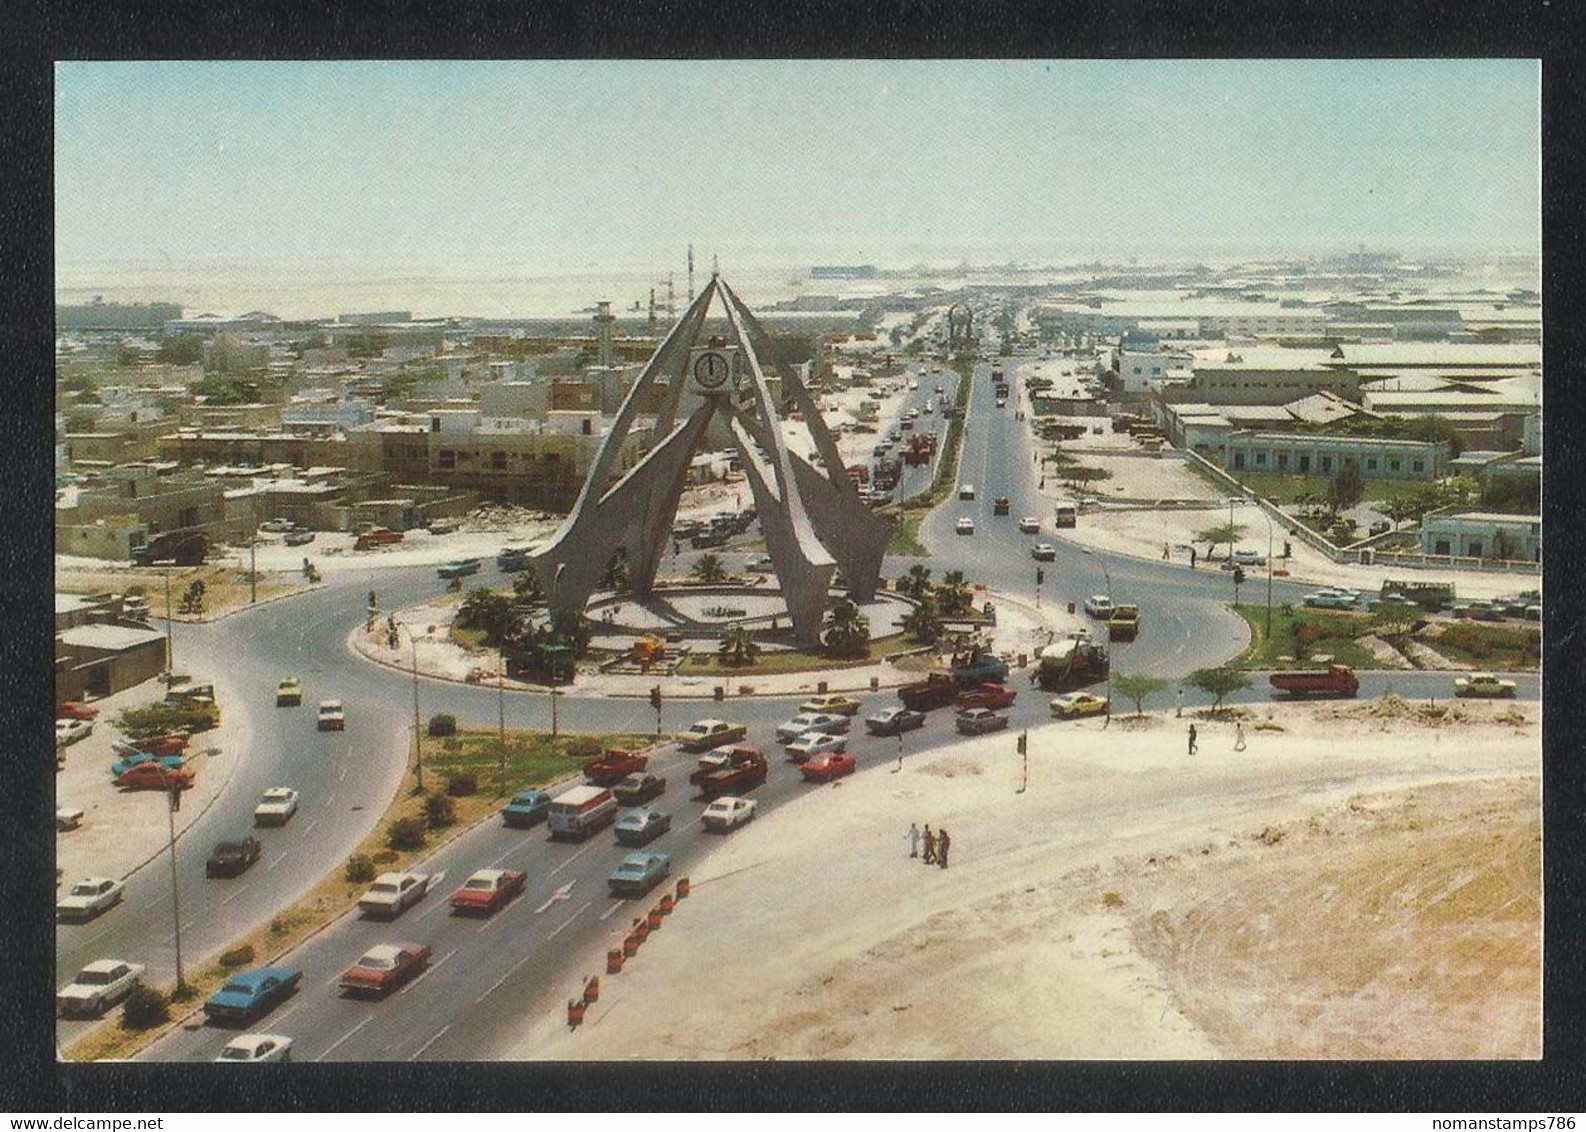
xmin=283 ymin=530 xmax=315 ymax=547
xmin=449 ymin=869 xmax=527 ymax=915
xmin=317 ymin=700 xmax=346 ymax=731
xmin=276 ymin=677 xmax=303 ymax=706
xmin=206 ymin=836 xmax=263 ymax=878
xmin=1018 ymin=516 xmax=1041 ymax=534
xmin=259 ymin=518 xmax=296 ymax=534
xmin=57 ymin=959 xmax=144 ymax=1018
xmin=56 ymin=718 xmax=93 ymax=747
xmin=500 ymin=789 xmax=551 ymax=829
xmin=110 ymin=752 xmax=186 ymax=779
xmin=1228 ymin=549 xmax=1267 ymax=566
xmin=784 ymin=732 xmax=848 ymax=764
xmin=1050 ymin=691 xmax=1110 ymax=719
xmin=1083 ymin=595 xmax=1114 ymax=619
xmin=1453 ymin=672 xmax=1517 ymax=699
xmin=203 ymin=966 xmax=302 ymax=1025
xmin=955 ymin=708 xmax=1009 ymax=735
xmin=864 ymin=706 xmax=927 ymax=736
xmin=801 ymin=750 xmax=857 ymax=783
xmin=612 ymin=772 xmax=667 ymax=807
xmin=359 ymin=872 xmax=436 ymax=919
xmin=608 ymin=851 xmax=672 ymax=896
xmin=956 ymin=683 xmax=1017 ymax=711
xmin=56 ymin=805 xmax=85 ymax=831
xmin=56 ymin=877 xmax=125 ymax=922
xmin=117 ymin=761 xmax=195 ymax=792
xmin=701 ymin=795 xmax=757 ymax=832
xmin=215 ymin=1034 xmax=294 ymax=1063
xmin=57 ymin=701 xmax=100 ymax=722
xmin=253 ymin=787 xmax=300 ymax=826
xmin=956 ymin=518 xmax=976 ymax=536
xmin=746 ymin=554 xmax=775 ymax=573
xmin=776 ymin=712 xmax=851 ymax=744
xmin=339 ymin=943 xmax=432 ymax=997
xmin=1031 ymin=543 xmax=1056 ymax=562
xmin=799 ymin=693 xmax=862 ymax=717
xmin=614 ymin=806 xmax=673 ymax=846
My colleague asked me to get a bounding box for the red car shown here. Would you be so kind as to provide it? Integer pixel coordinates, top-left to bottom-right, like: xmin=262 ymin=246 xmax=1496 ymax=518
xmin=57 ymin=702 xmax=100 ymax=722
xmin=449 ymin=869 xmax=526 ymax=915
xmin=801 ymin=751 xmax=857 ymax=783
xmin=955 ymin=682 xmax=1017 ymax=711
xmin=338 ymin=942 xmax=432 ymax=997
xmin=117 ymin=762 xmax=195 ymax=791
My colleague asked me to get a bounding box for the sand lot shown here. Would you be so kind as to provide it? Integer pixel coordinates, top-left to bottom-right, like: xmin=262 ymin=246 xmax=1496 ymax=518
xmin=508 ymin=698 xmax=1539 ymax=1060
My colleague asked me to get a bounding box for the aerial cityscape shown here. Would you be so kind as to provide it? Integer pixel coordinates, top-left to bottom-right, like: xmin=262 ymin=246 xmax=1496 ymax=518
xmin=52 ymin=60 xmax=1541 ymax=1063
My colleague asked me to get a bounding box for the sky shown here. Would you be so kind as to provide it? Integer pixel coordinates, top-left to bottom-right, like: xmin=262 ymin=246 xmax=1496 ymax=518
xmin=55 ymin=59 xmax=1541 ymax=272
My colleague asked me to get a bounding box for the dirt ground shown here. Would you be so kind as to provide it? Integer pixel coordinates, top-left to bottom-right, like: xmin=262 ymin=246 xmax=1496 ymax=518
xmin=55 ymin=562 xmax=315 ymax=622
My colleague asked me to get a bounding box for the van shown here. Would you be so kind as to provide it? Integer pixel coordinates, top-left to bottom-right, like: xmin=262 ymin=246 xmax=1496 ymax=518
xmin=1053 ymin=503 xmax=1077 ymax=528
xmin=547 ymin=785 xmax=618 ymax=841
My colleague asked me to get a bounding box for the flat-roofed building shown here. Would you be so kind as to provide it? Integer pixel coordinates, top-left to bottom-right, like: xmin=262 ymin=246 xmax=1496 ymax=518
xmin=55 ymin=622 xmax=169 ymax=703
xmin=1222 ymin=432 xmax=1447 ymax=480
xmin=1421 ymin=510 xmax=1540 ymax=563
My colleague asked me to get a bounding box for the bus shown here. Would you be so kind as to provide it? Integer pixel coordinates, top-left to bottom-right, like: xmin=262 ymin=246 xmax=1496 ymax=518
xmin=1053 ymin=503 xmax=1078 ymax=528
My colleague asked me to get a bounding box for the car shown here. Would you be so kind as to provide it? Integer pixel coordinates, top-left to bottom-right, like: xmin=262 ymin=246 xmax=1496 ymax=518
xmin=801 ymin=750 xmax=857 ymax=783
xmin=864 ymin=706 xmax=927 ymax=736
xmin=357 ymin=872 xmax=437 ymax=920
xmin=1050 ymin=691 xmax=1111 ymax=719
xmin=776 ymin=712 xmax=852 ymax=744
xmin=608 ymin=851 xmax=672 ymax=896
xmin=678 ymin=718 xmax=749 ymax=752
xmin=110 ymin=752 xmax=186 ymax=779
xmin=1302 ymin=590 xmax=1357 ymax=609
xmin=203 ymin=966 xmax=302 ymax=1025
xmin=612 ymin=772 xmax=667 ymax=807
xmin=958 ymin=484 xmax=976 ymax=500
xmin=746 ymin=554 xmax=775 ymax=573
xmin=215 ymin=1034 xmax=294 ymax=1063
xmin=253 ymin=787 xmax=300 ymax=826
xmin=206 ymin=836 xmax=263 ymax=878
xmin=317 ymin=700 xmax=345 ymax=731
xmin=55 ymin=718 xmax=93 ymax=747
xmin=784 ymin=732 xmax=849 ymax=764
xmin=1453 ymin=672 xmax=1518 ymax=699
xmin=339 ymin=943 xmax=432 ymax=997
xmin=956 ymin=682 xmax=1017 ymax=711
xmin=283 ymin=530 xmax=316 ymax=547
xmin=1229 ymin=549 xmax=1267 ymax=567
xmin=259 ymin=518 xmax=296 ymax=534
xmin=276 ymin=677 xmax=303 ymax=706
xmin=1018 ymin=516 xmax=1041 ymax=534
xmin=58 ymin=959 xmax=145 ymax=1017
xmin=1083 ymin=595 xmax=1114 ymax=619
xmin=437 ymin=558 xmax=482 ymax=579
xmin=56 ymin=805 xmax=85 ymax=831
xmin=954 ymin=708 xmax=1009 ymax=735
xmin=614 ymin=806 xmax=673 ymax=846
xmin=956 ymin=518 xmax=976 ymax=536
xmin=57 ymin=701 xmax=100 ymax=722
xmin=117 ymin=761 xmax=195 ymax=792
xmin=799 ymin=693 xmax=862 ymax=717
xmin=501 ymin=789 xmax=551 ymax=828
xmin=701 ymin=795 xmax=757 ymax=832
xmin=1031 ymin=543 xmax=1057 ymax=562
xmin=993 ymin=497 xmax=1011 ymax=516
xmin=449 ymin=868 xmax=526 ymax=914
xmin=56 ymin=877 xmax=125 ymax=922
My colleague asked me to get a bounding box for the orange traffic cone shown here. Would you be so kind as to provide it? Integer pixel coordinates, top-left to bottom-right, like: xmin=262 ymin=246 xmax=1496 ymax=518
xmin=567 ymin=999 xmax=585 ymax=1028
xmin=647 ymin=907 xmax=663 ymax=931
xmin=622 ymin=934 xmax=639 ymax=958
xmin=658 ymin=893 xmax=675 ymax=916
xmin=607 ymin=948 xmax=625 ymax=974
xmin=633 ymin=917 xmax=649 ymax=943
xmin=676 ymin=877 xmax=691 ymax=899
xmin=583 ymin=976 xmax=600 ymax=1005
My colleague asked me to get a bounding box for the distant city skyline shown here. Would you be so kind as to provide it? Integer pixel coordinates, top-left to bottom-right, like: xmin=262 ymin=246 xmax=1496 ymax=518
xmin=56 ymin=60 xmax=1540 ymax=280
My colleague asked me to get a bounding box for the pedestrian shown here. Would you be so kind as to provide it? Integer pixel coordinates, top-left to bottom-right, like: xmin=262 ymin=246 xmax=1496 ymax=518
xmin=1189 ymin=547 xmax=1198 ymax=569
xmin=922 ymin=825 xmax=937 ymax=865
xmin=1234 ymin=722 xmax=1247 ymax=751
xmin=1188 ymin=723 xmax=1198 ymax=757
xmin=1176 ymin=687 xmax=1184 ymax=718
xmin=1163 ymin=542 xmax=1170 ymax=561
xmin=937 ymin=828 xmax=951 ymax=869
xmin=907 ymin=822 xmax=921 ymax=858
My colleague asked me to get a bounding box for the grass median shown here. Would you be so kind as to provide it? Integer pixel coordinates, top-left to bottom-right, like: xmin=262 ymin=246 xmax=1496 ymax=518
xmin=1230 ymin=603 xmax=1378 ymax=671
xmin=877 ymin=355 xmax=975 ymax=557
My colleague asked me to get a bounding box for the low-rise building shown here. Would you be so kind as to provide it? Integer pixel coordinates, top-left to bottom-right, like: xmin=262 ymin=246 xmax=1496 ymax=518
xmin=1420 ymin=509 xmax=1541 ymax=563
xmin=1221 ymin=432 xmax=1447 ymax=480
xmin=55 ymin=622 xmax=169 ymax=704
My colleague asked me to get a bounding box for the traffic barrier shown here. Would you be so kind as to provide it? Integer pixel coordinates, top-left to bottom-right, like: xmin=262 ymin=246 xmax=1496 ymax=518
xmin=658 ymin=893 xmax=675 ymax=916
xmin=677 ymin=877 xmax=691 ymax=899
xmin=647 ymin=907 xmax=663 ymax=931
xmin=633 ymin=916 xmax=650 ymax=943
xmin=583 ymin=975 xmax=600 ymax=1004
xmin=567 ymin=999 xmax=585 ymax=1028
xmin=623 ymin=934 xmax=640 ymax=958
xmin=607 ymin=947 xmax=625 ymax=974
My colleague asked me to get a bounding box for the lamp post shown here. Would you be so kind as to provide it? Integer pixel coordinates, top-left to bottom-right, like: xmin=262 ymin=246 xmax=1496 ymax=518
xmin=1234 ymin=496 xmax=1275 ymax=637
xmin=153 ymin=763 xmax=187 ymax=995
xmin=1081 ymin=548 xmax=1114 ymax=717
xmin=381 ymin=610 xmax=425 ymax=794
xmin=497 ymin=636 xmax=508 ymax=795
xmin=156 ymin=559 xmax=176 ymax=682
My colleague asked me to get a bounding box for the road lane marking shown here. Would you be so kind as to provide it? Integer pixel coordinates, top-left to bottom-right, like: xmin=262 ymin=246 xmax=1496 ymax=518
xmin=324 ymin=792 xmax=336 ymax=807
xmin=408 ymin=1024 xmax=450 ymax=1061
xmin=547 ymin=840 xmax=598 ymax=878
xmin=486 ymin=840 xmax=525 ymax=870
xmin=315 ymin=1014 xmax=373 ymax=1061
xmin=472 ymin=953 xmax=534 ymax=1006
xmin=220 ymin=884 xmax=251 ymax=906
xmin=301 ymin=819 xmax=319 ymax=838
xmin=547 ymin=899 xmax=593 ymax=940
xmin=266 ymin=850 xmax=290 ymax=871
xmin=396 ymin=946 xmax=456 ymax=996
xmin=534 ymin=879 xmax=576 ymax=914
xmin=339 ymin=765 xmax=349 ymax=782
xmin=598 ymin=901 xmax=625 ymax=922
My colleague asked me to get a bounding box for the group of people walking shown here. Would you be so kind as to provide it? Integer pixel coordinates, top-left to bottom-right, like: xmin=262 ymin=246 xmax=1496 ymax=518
xmin=907 ymin=823 xmax=951 ymax=868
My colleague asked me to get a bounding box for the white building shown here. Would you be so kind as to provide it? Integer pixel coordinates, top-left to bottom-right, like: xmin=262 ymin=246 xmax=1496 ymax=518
xmin=1420 ymin=510 xmax=1540 ymax=563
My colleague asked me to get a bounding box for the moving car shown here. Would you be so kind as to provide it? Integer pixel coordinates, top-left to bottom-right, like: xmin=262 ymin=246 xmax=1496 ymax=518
xmin=57 ymin=877 xmax=125 ymax=922
xmin=339 ymin=943 xmax=432 ymax=997
xmin=1108 ymin=605 xmax=1141 ymax=641
xmin=1018 ymin=517 xmax=1041 ymax=534
xmin=584 ymin=748 xmax=650 ymax=786
xmin=55 ymin=718 xmax=93 ymax=747
xmin=956 ymin=683 xmax=1016 ymax=711
xmin=678 ymin=719 xmax=749 ymax=753
xmin=958 ymin=484 xmax=976 ymax=500
xmin=865 ymin=706 xmax=926 ymax=736
xmin=1268 ymin=664 xmax=1360 ymax=698
xmin=799 ymin=693 xmax=862 ymax=717
xmin=253 ymin=787 xmax=300 ymax=826
xmin=1302 ymin=590 xmax=1357 ymax=609
xmin=500 ymin=789 xmax=551 ymax=828
xmin=688 ymin=745 xmax=768 ymax=798
xmin=276 ymin=677 xmax=303 ymax=706
xmin=614 ymin=806 xmax=673 ymax=846
xmin=1453 ymin=672 xmax=1517 ymax=699
xmin=437 ymin=558 xmax=482 ymax=580
xmin=57 ymin=701 xmax=100 ymax=722
xmin=1031 ymin=543 xmax=1056 ymax=562
xmin=701 ymin=795 xmax=757 ymax=832
xmin=1083 ymin=595 xmax=1114 ymax=619
xmin=359 ymin=872 xmax=436 ymax=919
xmin=206 ymin=836 xmax=263 ymax=878
xmin=203 ymin=966 xmax=302 ymax=1025
xmin=955 ymin=708 xmax=1010 ymax=735
xmin=608 ymin=851 xmax=672 ymax=896
xmin=214 ymin=1034 xmax=293 ymax=1063
xmin=612 ymin=772 xmax=667 ymax=807
xmin=956 ymin=518 xmax=976 ymax=536
xmin=316 ymin=700 xmax=346 ymax=731
xmin=801 ymin=750 xmax=857 ymax=783
xmin=1050 ymin=691 xmax=1110 ymax=719
xmin=784 ymin=732 xmax=848 ymax=764
xmin=56 ymin=805 xmax=85 ymax=831
xmin=547 ymin=785 xmax=619 ymax=840
xmin=993 ymin=497 xmax=1011 ymax=516
xmin=117 ymin=761 xmax=195 ymax=792
xmin=449 ymin=869 xmax=527 ymax=914
xmin=775 ymin=712 xmax=851 ymax=744
xmin=57 ymin=960 xmax=144 ymax=1017
xmin=746 ymin=554 xmax=775 ymax=573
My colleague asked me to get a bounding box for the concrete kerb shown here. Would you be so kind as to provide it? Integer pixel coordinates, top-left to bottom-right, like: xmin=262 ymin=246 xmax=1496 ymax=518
xmin=155 ymin=580 xmax=326 ymax=626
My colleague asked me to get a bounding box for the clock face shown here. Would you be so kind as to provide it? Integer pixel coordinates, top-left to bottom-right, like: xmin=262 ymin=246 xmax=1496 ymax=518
xmin=693 ymin=351 xmax=730 ymax=389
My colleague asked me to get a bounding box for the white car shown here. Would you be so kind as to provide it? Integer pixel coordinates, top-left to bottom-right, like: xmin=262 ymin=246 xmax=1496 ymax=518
xmin=317 ymin=700 xmax=346 ymax=731
xmin=55 ymin=718 xmax=93 ymax=747
xmin=784 ymin=732 xmax=848 ymax=764
xmin=1303 ymin=590 xmax=1357 ymax=609
xmin=215 ymin=1034 xmax=294 ymax=1063
xmin=1031 ymin=543 xmax=1056 ymax=562
xmin=58 ymin=959 xmax=144 ymax=1017
xmin=57 ymin=877 xmax=125 ymax=922
xmin=1229 ymin=549 xmax=1267 ymax=566
xmin=56 ymin=805 xmax=85 ymax=831
xmin=1018 ymin=517 xmax=1040 ymax=534
xmin=702 ymin=796 xmax=757 ymax=832
xmin=956 ymin=518 xmax=976 ymax=536
xmin=254 ymin=787 xmax=300 ymax=826
xmin=358 ymin=872 xmax=436 ymax=919
xmin=1083 ymin=595 xmax=1114 ymax=618
xmin=259 ymin=518 xmax=296 ymax=534
xmin=958 ymin=484 xmax=976 ymax=500
xmin=775 ymin=712 xmax=851 ymax=744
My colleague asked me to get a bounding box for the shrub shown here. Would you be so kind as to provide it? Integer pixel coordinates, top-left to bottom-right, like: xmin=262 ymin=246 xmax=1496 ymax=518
xmin=561 ymin=736 xmax=603 ymax=760
xmin=427 ymin=713 xmax=457 ymax=737
xmin=372 ymin=849 xmax=399 ymax=865
xmin=344 ymin=854 xmax=376 ymax=884
xmin=423 ymin=791 xmax=456 ymax=830
xmin=386 ymin=816 xmax=427 ymax=852
xmin=120 ymin=986 xmax=169 ymax=1030
xmin=445 ymin=772 xmax=478 ymax=797
xmin=219 ymin=944 xmax=256 ymax=968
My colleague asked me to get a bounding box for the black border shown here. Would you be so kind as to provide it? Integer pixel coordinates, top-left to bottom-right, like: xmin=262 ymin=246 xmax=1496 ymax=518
xmin=4 ymin=0 xmax=1584 ymax=1113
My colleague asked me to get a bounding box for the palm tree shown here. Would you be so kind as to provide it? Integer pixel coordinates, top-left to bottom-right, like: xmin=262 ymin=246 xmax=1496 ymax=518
xmin=899 ymin=564 xmax=933 ymax=600
xmin=938 ymin=570 xmax=972 ymax=616
xmin=691 ymin=553 xmax=726 ymax=584
xmin=901 ymin=595 xmax=944 ymax=645
xmin=822 ymin=598 xmax=871 ymax=658
xmin=718 ymin=623 xmax=760 ymax=667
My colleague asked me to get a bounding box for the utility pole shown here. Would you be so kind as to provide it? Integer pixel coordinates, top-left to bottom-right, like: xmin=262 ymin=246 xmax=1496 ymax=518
xmin=159 ymin=768 xmax=187 ymax=995
xmin=497 ymin=641 xmax=507 ymax=795
xmin=249 ymin=525 xmax=258 ymax=605
xmin=158 ymin=559 xmax=176 ymax=682
xmin=410 ymin=630 xmax=424 ymax=793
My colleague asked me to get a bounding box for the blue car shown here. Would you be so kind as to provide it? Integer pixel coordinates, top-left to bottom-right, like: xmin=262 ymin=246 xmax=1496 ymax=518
xmin=109 ymin=752 xmax=185 ymax=778
xmin=500 ymin=789 xmax=550 ymax=829
xmin=203 ymin=965 xmax=302 ymax=1026
xmin=614 ymin=807 xmax=672 ymax=847
xmin=607 ymin=851 xmax=671 ymax=897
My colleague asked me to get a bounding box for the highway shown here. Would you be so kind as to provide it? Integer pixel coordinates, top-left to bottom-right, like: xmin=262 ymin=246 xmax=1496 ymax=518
xmin=53 ymin=346 xmax=1536 ymax=1060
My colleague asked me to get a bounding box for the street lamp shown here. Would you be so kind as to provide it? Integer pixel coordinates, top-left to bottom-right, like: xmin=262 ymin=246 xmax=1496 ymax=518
xmin=155 ymin=558 xmax=176 ymax=682
xmin=1232 ymin=496 xmax=1275 ymax=638
xmin=378 ymin=608 xmax=425 ymax=794
xmin=151 ymin=762 xmax=188 ymax=995
xmin=1081 ymin=547 xmax=1114 ymax=717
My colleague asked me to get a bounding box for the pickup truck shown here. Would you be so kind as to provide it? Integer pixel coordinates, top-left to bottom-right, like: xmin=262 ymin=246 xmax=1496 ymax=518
xmin=1107 ymin=606 xmax=1141 ymax=641
xmin=950 ymin=648 xmax=1009 ymax=688
xmin=584 ymin=748 xmax=650 ymax=787
xmin=353 ymin=528 xmax=404 ymax=551
xmin=688 ymin=744 xmax=768 ymax=798
xmin=612 ymin=772 xmax=666 ymax=807
xmin=678 ymin=719 xmax=748 ymax=753
xmin=1268 ymin=664 xmax=1360 ymax=698
xmin=898 ymin=672 xmax=962 ymax=712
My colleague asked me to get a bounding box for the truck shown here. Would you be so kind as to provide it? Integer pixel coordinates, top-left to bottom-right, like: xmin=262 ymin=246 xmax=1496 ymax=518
xmin=546 ymin=785 xmax=619 ymax=841
xmin=584 ymin=748 xmax=650 ymax=787
xmin=1380 ymin=579 xmax=1455 ymax=613
xmin=131 ymin=530 xmax=210 ymax=567
xmin=354 ymin=528 xmax=403 ymax=551
xmin=1268 ymin=664 xmax=1360 ymax=699
xmin=688 ymin=744 xmax=769 ymax=798
xmin=1052 ymin=503 xmax=1078 ymax=528
xmin=897 ymin=672 xmax=962 ymax=712
xmin=678 ymin=719 xmax=749 ymax=753
xmin=1033 ymin=634 xmax=1110 ymax=691
xmin=949 ymin=646 xmax=1009 ymax=688
xmin=1107 ymin=605 xmax=1141 ymax=641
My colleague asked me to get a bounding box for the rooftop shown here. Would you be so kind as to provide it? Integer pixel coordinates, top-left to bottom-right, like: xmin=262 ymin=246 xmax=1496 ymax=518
xmin=57 ymin=623 xmax=167 ymax=651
